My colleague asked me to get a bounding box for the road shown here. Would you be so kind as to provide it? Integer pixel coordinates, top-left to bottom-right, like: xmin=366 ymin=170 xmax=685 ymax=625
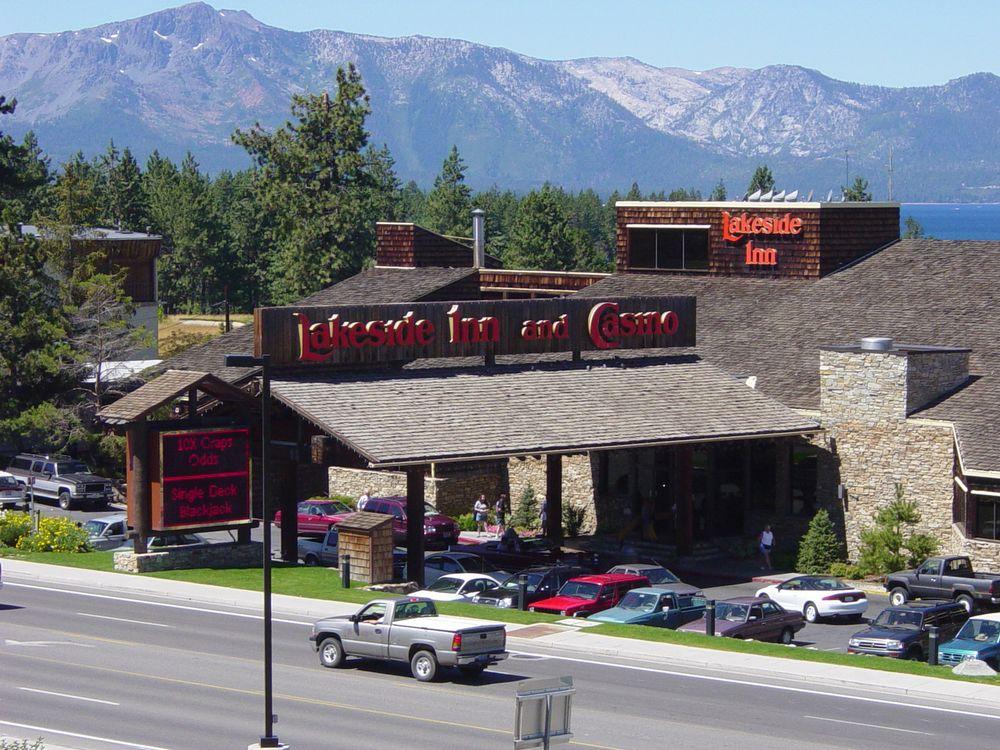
xmin=1 ymin=575 xmax=998 ymax=750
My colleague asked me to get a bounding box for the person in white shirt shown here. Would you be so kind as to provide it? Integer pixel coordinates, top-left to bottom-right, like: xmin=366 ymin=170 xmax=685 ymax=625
xmin=759 ymin=525 xmax=774 ymax=570
xmin=357 ymin=489 xmax=371 ymax=512
xmin=474 ymin=495 xmax=489 ymax=535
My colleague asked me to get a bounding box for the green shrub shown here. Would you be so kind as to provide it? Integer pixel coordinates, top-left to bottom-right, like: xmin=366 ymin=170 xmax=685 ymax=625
xmin=455 ymin=512 xmax=477 ymax=532
xmin=856 ymin=483 xmax=938 ymax=576
xmin=562 ymin=503 xmax=587 ymax=537
xmin=0 ymin=511 xmax=33 ymax=547
xmin=310 ymin=494 xmax=357 ymax=509
xmin=796 ymin=509 xmax=844 ymax=574
xmin=15 ymin=516 xmax=90 ymax=552
xmin=510 ymin=485 xmax=539 ymax=530
xmin=828 ymin=562 xmax=862 ymax=580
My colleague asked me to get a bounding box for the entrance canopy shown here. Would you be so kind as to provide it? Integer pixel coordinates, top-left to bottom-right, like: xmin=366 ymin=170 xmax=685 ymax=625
xmin=271 ymin=357 xmax=819 ymax=467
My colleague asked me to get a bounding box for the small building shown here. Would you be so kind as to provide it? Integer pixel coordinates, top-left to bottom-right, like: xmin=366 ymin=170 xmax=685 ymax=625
xmin=336 ymin=512 xmax=395 ymax=585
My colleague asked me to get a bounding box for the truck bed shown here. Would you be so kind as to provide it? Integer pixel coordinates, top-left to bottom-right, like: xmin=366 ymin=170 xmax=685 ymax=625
xmin=395 ymin=615 xmax=504 ymax=633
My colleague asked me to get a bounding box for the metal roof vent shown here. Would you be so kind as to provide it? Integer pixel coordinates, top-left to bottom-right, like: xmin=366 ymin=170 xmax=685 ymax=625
xmin=860 ymin=336 xmax=894 ymax=351
xmin=471 ymin=208 xmax=485 ymax=269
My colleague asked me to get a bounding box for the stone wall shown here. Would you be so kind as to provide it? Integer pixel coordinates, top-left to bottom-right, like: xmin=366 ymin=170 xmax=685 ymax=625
xmin=906 ymin=350 xmax=969 ymax=414
xmin=114 ymin=541 xmax=262 ymax=573
xmin=945 ymin=525 xmax=1000 ymax=570
xmin=507 ymin=454 xmax=597 ymax=534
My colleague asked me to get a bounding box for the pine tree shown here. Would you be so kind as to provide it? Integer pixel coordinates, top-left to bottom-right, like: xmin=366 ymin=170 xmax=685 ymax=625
xmin=504 ymin=185 xmax=578 ymax=271
xmin=795 ymin=509 xmax=844 ymax=574
xmin=842 ymin=176 xmax=872 ymax=202
xmin=398 ymin=180 xmax=426 ymax=223
xmin=422 ymin=145 xmax=472 ymax=237
xmin=52 ymin=152 xmax=101 ymax=229
xmin=710 ymin=179 xmax=727 ymax=201
xmin=98 ymin=142 xmax=146 ymax=230
xmin=747 ymin=165 xmax=775 ymax=195
xmin=624 ymin=182 xmax=643 ymax=201
xmin=234 ymin=65 xmax=378 ymax=302
xmin=902 ymin=216 xmax=925 ymax=239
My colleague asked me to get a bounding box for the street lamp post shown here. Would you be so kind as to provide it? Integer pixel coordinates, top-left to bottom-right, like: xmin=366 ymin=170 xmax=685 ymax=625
xmin=225 ymin=353 xmax=283 ymax=750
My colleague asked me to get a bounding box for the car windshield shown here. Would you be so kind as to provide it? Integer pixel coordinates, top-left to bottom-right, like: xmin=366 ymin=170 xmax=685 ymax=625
xmin=394 ymin=600 xmax=437 ymax=620
xmin=314 ymin=502 xmax=348 ymax=515
xmin=424 ymin=503 xmax=440 ymax=515
xmin=956 ymin=619 xmax=1000 ymax=643
xmin=558 ymin=581 xmax=600 ymax=600
xmin=83 ymin=520 xmax=108 ymax=535
xmin=456 ymin=556 xmax=501 ymax=573
xmin=0 ymin=476 xmax=20 ymax=489
xmin=801 ymin=577 xmax=850 ymax=591
xmin=644 ymin=568 xmax=680 ymax=584
xmin=502 ymin=573 xmax=544 ymax=592
xmin=56 ymin=461 xmax=88 ymax=474
xmin=426 ymin=577 xmax=464 ymax=594
xmin=873 ymin=610 xmax=922 ymax=629
xmin=715 ymin=603 xmax=750 ymax=622
xmin=617 ymin=592 xmax=660 ymax=612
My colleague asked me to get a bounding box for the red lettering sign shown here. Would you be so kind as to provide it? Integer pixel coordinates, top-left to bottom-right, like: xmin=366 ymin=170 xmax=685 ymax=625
xmin=295 ymin=311 xmax=435 ymax=363
xmin=587 ymin=302 xmax=680 ymax=350
xmin=721 ymin=211 xmax=803 ymax=242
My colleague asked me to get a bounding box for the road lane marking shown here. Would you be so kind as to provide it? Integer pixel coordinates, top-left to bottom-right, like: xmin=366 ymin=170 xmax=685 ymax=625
xmin=77 ymin=612 xmax=171 ymax=628
xmin=18 ymin=686 xmax=120 ymax=705
xmin=3 ymin=650 xmax=617 ymax=750
xmin=6 ymin=582 xmax=313 ymax=625
xmin=508 ymin=650 xmax=1000 ymax=722
xmin=803 ymin=715 xmax=933 ymax=735
xmin=4 ymin=639 xmax=94 ymax=648
xmin=0 ymin=721 xmax=167 ymax=750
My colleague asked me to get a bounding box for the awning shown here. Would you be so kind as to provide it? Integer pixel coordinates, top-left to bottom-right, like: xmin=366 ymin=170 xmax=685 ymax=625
xmin=97 ymin=369 xmax=255 ymax=425
xmin=271 ymin=357 xmax=820 ymax=467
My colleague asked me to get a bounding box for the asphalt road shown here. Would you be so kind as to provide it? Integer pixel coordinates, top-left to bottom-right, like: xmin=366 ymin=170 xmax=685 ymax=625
xmin=1 ymin=575 xmax=998 ymax=750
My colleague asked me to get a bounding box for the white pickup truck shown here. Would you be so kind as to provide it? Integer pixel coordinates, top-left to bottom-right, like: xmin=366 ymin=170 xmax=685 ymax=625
xmin=310 ymin=596 xmax=508 ymax=682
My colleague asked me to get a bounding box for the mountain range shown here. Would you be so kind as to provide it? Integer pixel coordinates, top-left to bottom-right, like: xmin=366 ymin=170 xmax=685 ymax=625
xmin=0 ymin=2 xmax=997 ymax=200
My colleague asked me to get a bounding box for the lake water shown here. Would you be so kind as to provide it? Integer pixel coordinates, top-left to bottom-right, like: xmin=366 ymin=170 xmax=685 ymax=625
xmin=901 ymin=204 xmax=1000 ymax=240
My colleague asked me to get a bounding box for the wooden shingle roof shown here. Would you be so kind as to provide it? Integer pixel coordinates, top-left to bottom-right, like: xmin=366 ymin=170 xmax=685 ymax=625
xmin=270 ymin=357 xmax=819 ymax=467
xmin=96 ymin=370 xmax=253 ymax=424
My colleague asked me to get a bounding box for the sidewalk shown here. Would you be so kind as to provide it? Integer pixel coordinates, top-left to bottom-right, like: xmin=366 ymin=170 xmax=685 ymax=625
xmin=5 ymin=558 xmax=1000 ymax=711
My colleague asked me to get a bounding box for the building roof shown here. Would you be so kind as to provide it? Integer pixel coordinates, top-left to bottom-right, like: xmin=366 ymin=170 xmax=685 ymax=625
xmin=96 ymin=370 xmax=254 ymax=424
xmin=270 ymin=357 xmax=819 ymax=467
xmin=576 ymin=239 xmax=1000 ymax=473
xmin=336 ymin=511 xmax=393 ymax=532
xmin=18 ymin=225 xmax=162 ymax=241
xmin=150 ymin=267 xmax=479 ymax=383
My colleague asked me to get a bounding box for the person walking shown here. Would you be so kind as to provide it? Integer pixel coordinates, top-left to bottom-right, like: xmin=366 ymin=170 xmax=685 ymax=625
xmin=759 ymin=524 xmax=774 ymax=570
xmin=538 ymin=496 xmax=548 ymax=534
xmin=357 ymin=488 xmax=371 ymax=512
xmin=494 ymin=493 xmax=508 ymax=537
xmin=474 ymin=494 xmax=489 ymax=536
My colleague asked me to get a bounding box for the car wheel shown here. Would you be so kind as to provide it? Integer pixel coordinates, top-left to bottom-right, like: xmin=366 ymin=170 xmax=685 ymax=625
xmin=906 ymin=646 xmax=923 ymax=661
xmin=458 ymin=664 xmax=486 ymax=679
xmin=410 ymin=650 xmax=438 ymax=682
xmin=58 ymin=492 xmax=73 ymax=510
xmin=889 ymin=587 xmax=909 ymax=607
xmin=803 ymin=602 xmax=819 ymax=623
xmin=956 ymin=593 xmax=975 ymax=614
xmin=304 ymin=555 xmax=319 ymax=567
xmin=780 ymin=627 xmax=794 ymax=645
xmin=318 ymin=637 xmax=345 ymax=668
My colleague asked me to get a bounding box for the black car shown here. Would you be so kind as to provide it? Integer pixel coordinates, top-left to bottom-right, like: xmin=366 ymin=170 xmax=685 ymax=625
xmin=847 ymin=600 xmax=968 ymax=661
xmin=471 ymin=564 xmax=589 ymax=609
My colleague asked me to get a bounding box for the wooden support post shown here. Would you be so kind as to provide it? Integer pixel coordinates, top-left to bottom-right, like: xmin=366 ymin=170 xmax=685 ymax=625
xmin=129 ymin=420 xmax=150 ymax=555
xmin=546 ymin=454 xmax=563 ymax=548
xmin=187 ymin=388 xmax=197 ymax=421
xmin=675 ymin=445 xmax=694 ymax=556
xmin=406 ymin=466 xmax=426 ymax=587
xmin=280 ymin=469 xmax=297 ymax=563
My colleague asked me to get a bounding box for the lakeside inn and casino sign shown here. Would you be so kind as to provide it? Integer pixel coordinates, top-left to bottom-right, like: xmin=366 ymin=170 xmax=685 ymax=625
xmin=255 ymin=296 xmax=696 ymax=367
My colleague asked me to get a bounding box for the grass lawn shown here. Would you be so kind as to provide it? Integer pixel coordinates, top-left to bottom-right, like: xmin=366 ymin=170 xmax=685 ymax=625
xmin=4 ymin=549 xmax=998 ymax=683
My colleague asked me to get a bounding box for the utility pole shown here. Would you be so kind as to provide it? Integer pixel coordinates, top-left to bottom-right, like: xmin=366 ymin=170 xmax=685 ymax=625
xmin=844 ymin=149 xmax=850 ymax=193
xmin=887 ymin=145 xmax=894 ymax=202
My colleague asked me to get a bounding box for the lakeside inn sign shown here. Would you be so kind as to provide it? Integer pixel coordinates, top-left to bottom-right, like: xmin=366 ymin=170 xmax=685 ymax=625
xmin=255 ymin=296 xmax=696 ymax=367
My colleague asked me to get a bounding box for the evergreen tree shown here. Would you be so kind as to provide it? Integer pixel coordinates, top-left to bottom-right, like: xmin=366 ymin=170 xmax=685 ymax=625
xmin=364 ymin=144 xmax=401 ymax=226
xmin=747 ymin=165 xmax=775 ymax=195
xmin=624 ymin=181 xmax=643 ymax=201
xmin=213 ymin=169 xmax=271 ymax=310
xmin=504 ymin=185 xmax=578 ymax=271
xmin=710 ymin=179 xmax=727 ymax=201
xmin=397 ymin=180 xmax=426 ymax=223
xmin=668 ymin=187 xmax=702 ymax=201
xmin=0 ymin=99 xmax=50 ymax=226
xmin=423 ymin=145 xmax=472 ymax=237
xmin=234 ymin=65 xmax=377 ymax=302
xmin=902 ymin=216 xmax=925 ymax=239
xmin=52 ymin=152 xmax=101 ymax=229
xmin=842 ymin=176 xmax=872 ymax=202
xmin=472 ymin=185 xmax=519 ymax=260
xmin=795 ymin=509 xmax=844 ymax=574
xmin=98 ymin=142 xmax=146 ymax=230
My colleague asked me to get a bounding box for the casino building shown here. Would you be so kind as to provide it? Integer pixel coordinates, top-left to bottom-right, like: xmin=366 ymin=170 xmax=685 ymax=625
xmin=104 ymin=198 xmax=1000 ymax=572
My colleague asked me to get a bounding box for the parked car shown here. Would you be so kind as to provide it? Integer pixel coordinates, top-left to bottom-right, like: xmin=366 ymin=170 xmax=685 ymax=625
xmin=885 ymin=556 xmax=1000 ymax=613
xmin=756 ymin=575 xmax=867 ymax=623
xmin=457 ymin=535 xmax=598 ymax=571
xmin=847 ymin=601 xmax=968 ymax=660
xmin=6 ymin=453 xmax=114 ymax=510
xmin=606 ymin=563 xmax=686 ymax=587
xmin=298 ymin=528 xmax=339 ymax=567
xmin=679 ymin=597 xmax=805 ymax=644
xmin=407 ymin=551 xmax=510 ymax=585
xmin=413 ymin=573 xmax=502 ymax=602
xmin=0 ymin=471 xmax=26 ymax=509
xmin=364 ymin=496 xmax=459 ymax=548
xmin=529 ymin=573 xmax=649 ymax=617
xmin=471 ymin=564 xmax=590 ymax=609
xmin=84 ymin=513 xmax=130 ymax=551
xmin=110 ymin=532 xmax=208 ymax=552
xmin=275 ymin=499 xmax=353 ymax=534
xmin=587 ymin=586 xmax=707 ymax=628
xmin=939 ymin=613 xmax=1000 ymax=668
xmin=310 ymin=596 xmax=508 ymax=681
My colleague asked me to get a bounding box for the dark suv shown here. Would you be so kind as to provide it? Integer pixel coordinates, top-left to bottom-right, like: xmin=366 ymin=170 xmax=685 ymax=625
xmin=471 ymin=564 xmax=590 ymax=609
xmin=6 ymin=453 xmax=114 ymax=510
xmin=847 ymin=600 xmax=968 ymax=661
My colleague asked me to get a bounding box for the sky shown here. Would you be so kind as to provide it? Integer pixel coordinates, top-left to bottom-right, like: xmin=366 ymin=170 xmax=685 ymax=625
xmin=0 ymin=1 xmax=996 ymax=88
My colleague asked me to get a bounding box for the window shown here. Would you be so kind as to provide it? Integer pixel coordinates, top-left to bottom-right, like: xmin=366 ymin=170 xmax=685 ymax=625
xmin=11 ymin=458 xmax=31 ymax=471
xmin=358 ymin=603 xmax=387 ymax=623
xmin=627 ymin=227 xmax=709 ymax=271
xmin=30 ymin=461 xmax=44 ymax=473
xmin=42 ymin=463 xmax=55 ymax=475
xmin=976 ymin=500 xmax=1000 ymax=540
xmin=749 ymin=606 xmax=764 ymax=620
xmin=761 ymin=602 xmax=783 ymax=617
xmin=790 ymin=445 xmax=818 ymax=516
xmin=918 ymin=560 xmax=938 ymax=576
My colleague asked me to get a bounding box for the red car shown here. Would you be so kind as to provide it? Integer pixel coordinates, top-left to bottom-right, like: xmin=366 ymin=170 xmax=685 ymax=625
xmin=274 ymin=499 xmax=353 ymax=534
xmin=363 ymin=496 xmax=460 ymax=548
xmin=529 ymin=573 xmax=650 ymax=617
